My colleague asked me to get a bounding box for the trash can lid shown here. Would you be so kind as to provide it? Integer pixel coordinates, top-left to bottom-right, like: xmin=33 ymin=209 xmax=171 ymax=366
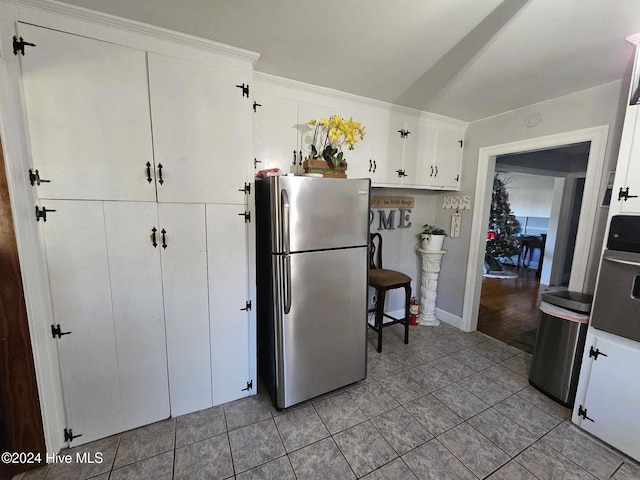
xmin=541 ymin=290 xmax=593 ymax=313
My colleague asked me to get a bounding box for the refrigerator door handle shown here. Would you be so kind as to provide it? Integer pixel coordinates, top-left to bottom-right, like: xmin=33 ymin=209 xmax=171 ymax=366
xmin=281 ymin=189 xmax=290 ymax=255
xmin=284 ymin=254 xmax=292 ymax=314
xmin=281 ymin=188 xmax=292 ymax=313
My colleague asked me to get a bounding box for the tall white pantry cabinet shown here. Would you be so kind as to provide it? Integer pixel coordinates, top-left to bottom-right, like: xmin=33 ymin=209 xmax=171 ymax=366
xmin=5 ymin=13 xmax=257 ymax=446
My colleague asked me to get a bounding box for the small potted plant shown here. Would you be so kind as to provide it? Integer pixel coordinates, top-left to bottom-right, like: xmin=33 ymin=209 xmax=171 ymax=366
xmin=418 ymin=224 xmax=447 ymax=251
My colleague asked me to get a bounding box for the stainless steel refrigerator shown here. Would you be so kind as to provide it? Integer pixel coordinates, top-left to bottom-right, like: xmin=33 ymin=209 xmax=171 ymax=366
xmin=256 ymin=175 xmax=370 ymax=409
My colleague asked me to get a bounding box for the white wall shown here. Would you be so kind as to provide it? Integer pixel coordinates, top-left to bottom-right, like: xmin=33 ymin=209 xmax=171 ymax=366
xmin=435 ymin=79 xmax=629 ymax=318
xmin=504 ymin=172 xmax=555 ymax=219
xmin=369 ymin=188 xmax=439 ymax=312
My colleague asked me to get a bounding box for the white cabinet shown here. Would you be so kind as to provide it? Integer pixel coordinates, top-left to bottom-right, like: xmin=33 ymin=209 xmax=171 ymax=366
xmin=19 ymin=22 xmax=256 ymax=445
xmin=616 ymin=107 xmax=640 ymax=213
xmin=148 ymin=54 xmax=250 ymax=204
xmin=573 ymin=330 xmax=640 ymax=460
xmin=41 ymin=200 xmax=170 ymax=445
xmin=207 ymin=205 xmax=252 ymax=405
xmin=253 ymin=93 xmax=299 ymax=174
xmin=18 ymin=24 xmax=156 ymax=202
xmin=432 ymin=129 xmax=463 ymax=189
xmin=158 ymin=203 xmax=212 ymax=416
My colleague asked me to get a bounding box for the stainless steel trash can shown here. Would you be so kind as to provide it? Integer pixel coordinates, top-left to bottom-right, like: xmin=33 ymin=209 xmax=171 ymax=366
xmin=528 ymin=290 xmax=593 ymax=407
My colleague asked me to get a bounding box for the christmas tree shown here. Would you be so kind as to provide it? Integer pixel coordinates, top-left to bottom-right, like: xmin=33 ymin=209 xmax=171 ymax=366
xmin=486 ymin=174 xmax=521 ymax=265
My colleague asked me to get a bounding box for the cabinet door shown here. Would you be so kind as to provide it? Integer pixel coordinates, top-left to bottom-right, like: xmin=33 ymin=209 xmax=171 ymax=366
xmin=159 ymin=203 xmax=212 ymax=415
xmin=149 ymin=54 xmax=249 ymax=204
xmin=576 ymin=336 xmax=640 ymax=460
xmin=41 ymin=200 xmax=122 ymax=445
xmin=207 ymin=205 xmax=252 ymax=405
xmin=403 ymin=124 xmax=437 ymax=188
xmin=620 ymin=107 xmax=640 ymax=213
xmin=254 ymin=93 xmax=298 ymax=174
xmin=18 ymin=24 xmax=155 ymax=201
xmin=345 ymin=113 xmax=375 ymax=181
xmin=103 ymin=202 xmax=170 ymax=431
xmin=373 ymin=118 xmax=404 ymax=185
xmin=433 ymin=129 xmax=463 ymax=189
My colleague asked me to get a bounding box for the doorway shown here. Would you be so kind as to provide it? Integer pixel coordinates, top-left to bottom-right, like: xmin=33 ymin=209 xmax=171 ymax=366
xmin=477 ymin=144 xmax=590 ymax=352
xmin=462 ymin=126 xmax=609 ymax=334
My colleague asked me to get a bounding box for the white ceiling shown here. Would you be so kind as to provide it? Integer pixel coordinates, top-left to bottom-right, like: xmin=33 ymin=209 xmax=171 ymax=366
xmin=56 ymin=0 xmax=640 ymax=122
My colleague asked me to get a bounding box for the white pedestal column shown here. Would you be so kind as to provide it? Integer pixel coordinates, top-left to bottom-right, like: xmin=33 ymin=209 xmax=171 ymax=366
xmin=417 ymin=249 xmax=446 ymax=326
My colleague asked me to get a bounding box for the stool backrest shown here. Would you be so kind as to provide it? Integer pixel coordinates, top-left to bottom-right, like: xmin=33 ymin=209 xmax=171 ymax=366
xmin=369 ymin=233 xmax=383 ymax=269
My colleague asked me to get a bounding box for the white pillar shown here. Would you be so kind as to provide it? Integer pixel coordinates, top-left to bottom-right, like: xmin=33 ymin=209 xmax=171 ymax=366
xmin=417 ymin=249 xmax=446 ymax=326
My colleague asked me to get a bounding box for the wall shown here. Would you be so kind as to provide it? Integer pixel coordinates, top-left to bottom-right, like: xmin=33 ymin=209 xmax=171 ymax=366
xmin=369 ymin=188 xmax=439 ymax=312
xmin=504 ymin=172 xmax=555 ymax=219
xmin=435 ymin=79 xmax=629 ymax=318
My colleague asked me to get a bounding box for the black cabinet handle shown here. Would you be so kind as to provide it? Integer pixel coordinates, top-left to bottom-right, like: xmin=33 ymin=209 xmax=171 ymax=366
xmin=292 ymin=150 xmax=297 ymax=166
xmin=373 ymin=160 xmax=377 ymax=173
xmin=435 ymin=166 xmax=438 ymax=177
xmin=430 ymin=166 xmax=434 ymax=177
xmin=161 ymin=229 xmax=167 ymax=249
xmin=158 ymin=163 xmax=164 ymax=185
xmin=151 ymin=227 xmax=157 ymax=248
xmin=369 ymin=159 xmax=372 ymax=172
xmin=146 ymin=162 xmax=152 ymax=183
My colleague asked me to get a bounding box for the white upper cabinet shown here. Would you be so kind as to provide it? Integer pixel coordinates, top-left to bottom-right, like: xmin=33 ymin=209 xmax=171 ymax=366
xmin=343 ymin=112 xmax=375 ymax=181
xmin=18 ymin=24 xmax=156 ymax=201
xmin=402 ymin=123 xmax=438 ymax=188
xmin=373 ymin=117 xmax=405 ymax=185
xmin=253 ymin=93 xmax=298 ymax=174
xmin=618 ymin=107 xmax=640 ymax=213
xmin=432 ymin=129 xmax=463 ymax=189
xmin=148 ymin=54 xmax=250 ymax=204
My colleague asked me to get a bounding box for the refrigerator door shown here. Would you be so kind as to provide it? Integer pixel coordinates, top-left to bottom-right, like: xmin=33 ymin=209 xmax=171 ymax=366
xmin=270 ymin=176 xmax=370 ymax=253
xmin=275 ymin=246 xmax=368 ymax=408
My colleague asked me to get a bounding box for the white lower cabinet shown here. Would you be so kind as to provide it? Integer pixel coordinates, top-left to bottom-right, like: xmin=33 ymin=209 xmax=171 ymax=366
xmin=158 ymin=203 xmax=212 ymax=416
xmin=41 ymin=200 xmax=251 ymax=445
xmin=42 ymin=200 xmax=125 ymax=445
xmin=573 ymin=329 xmax=640 ymax=460
xmin=207 ymin=205 xmax=252 ymax=405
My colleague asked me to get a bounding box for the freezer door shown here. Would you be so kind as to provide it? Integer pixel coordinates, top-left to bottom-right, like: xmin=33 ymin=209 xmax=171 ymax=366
xmin=275 ymin=246 xmax=368 ymax=408
xmin=271 ymin=176 xmax=370 ymax=253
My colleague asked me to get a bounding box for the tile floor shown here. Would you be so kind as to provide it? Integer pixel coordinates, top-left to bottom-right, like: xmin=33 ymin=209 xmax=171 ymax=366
xmin=13 ymin=323 xmax=640 ymax=480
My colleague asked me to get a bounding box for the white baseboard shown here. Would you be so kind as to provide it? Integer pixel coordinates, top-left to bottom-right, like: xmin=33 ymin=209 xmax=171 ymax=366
xmin=436 ymin=308 xmax=463 ymax=330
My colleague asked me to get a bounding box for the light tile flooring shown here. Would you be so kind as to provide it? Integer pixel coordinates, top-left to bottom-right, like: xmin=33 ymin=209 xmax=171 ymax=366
xmin=14 ymin=323 xmax=640 ymax=480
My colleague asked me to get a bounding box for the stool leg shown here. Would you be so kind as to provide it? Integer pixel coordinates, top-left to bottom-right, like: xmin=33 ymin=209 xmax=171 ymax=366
xmin=403 ymin=285 xmax=410 ymax=345
xmin=375 ymin=289 xmax=386 ymax=353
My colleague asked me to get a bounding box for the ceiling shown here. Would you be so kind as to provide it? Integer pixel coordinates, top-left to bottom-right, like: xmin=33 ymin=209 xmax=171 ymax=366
xmin=56 ymin=0 xmax=640 ymax=122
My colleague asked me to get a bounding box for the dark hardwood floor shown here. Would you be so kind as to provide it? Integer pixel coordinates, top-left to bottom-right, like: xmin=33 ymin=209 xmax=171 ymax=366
xmin=478 ymin=266 xmax=549 ymax=354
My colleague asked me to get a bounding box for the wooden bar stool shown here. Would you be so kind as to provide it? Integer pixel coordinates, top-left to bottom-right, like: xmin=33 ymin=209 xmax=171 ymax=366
xmin=368 ymin=233 xmax=411 ymax=353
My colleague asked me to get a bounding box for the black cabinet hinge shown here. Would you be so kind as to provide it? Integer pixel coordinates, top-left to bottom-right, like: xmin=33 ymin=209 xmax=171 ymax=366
xmin=239 ymin=211 xmax=251 ymax=222
xmin=241 ymin=300 xmax=252 ymax=311
xmin=398 ymin=129 xmax=411 ymax=139
xmin=254 ymin=158 xmax=262 ymax=169
xmin=13 ymin=36 xmax=35 ymax=56
xmin=35 ymin=205 xmax=56 ymax=222
xmin=253 ymin=101 xmax=262 ymax=112
xmin=618 ymin=187 xmax=638 ymax=202
xmin=29 ymin=169 xmax=51 ymax=186
xmin=64 ymin=428 xmax=82 ymax=443
xmin=236 ymin=83 xmax=250 ymax=98
xmin=589 ymin=346 xmax=607 ymax=360
xmin=51 ymin=324 xmax=71 ymax=339
xmin=238 ymin=183 xmax=251 ymax=194
xmin=241 ymin=380 xmax=253 ymax=391
xmin=577 ymin=405 xmax=594 ymax=422
xmin=395 ymin=169 xmax=407 ymax=178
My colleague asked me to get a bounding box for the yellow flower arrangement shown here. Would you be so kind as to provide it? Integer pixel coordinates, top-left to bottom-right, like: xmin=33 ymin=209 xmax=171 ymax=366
xmin=307 ymin=115 xmax=366 ymax=168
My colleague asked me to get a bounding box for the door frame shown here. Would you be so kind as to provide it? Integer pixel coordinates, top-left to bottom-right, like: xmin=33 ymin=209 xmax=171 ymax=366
xmin=461 ymin=126 xmax=609 ymax=332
